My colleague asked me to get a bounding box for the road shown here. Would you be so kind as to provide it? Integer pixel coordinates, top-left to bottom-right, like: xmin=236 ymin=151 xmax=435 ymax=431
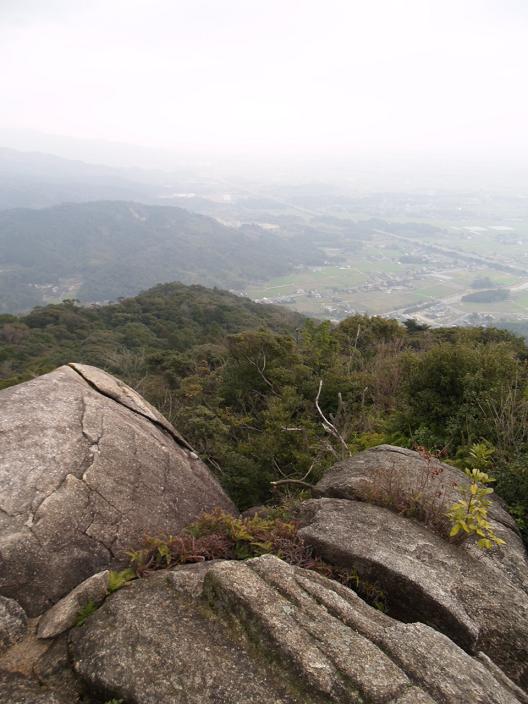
xmin=375 ymin=229 xmax=528 ymax=277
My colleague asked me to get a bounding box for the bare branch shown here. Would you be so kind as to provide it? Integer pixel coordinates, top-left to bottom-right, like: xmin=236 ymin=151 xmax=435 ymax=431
xmin=207 ymin=456 xmax=224 ymax=476
xmin=272 ymin=457 xmax=289 ymax=479
xmin=353 ymin=324 xmax=361 ymax=349
xmin=270 ymin=479 xmax=315 ymax=490
xmin=315 ymin=379 xmax=351 ymax=457
xmin=300 ymin=459 xmax=317 ymax=482
xmin=242 ymin=352 xmax=280 ymax=396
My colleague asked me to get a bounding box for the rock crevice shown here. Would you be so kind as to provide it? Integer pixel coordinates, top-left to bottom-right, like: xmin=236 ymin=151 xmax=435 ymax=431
xmin=68 ymin=362 xmax=194 ymax=451
xmin=1 ymin=372 xmax=527 ymax=702
xmin=301 ymin=446 xmax=528 ymax=688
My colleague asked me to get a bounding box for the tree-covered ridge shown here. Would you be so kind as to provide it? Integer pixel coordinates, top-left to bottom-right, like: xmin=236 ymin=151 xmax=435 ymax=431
xmin=0 ymin=200 xmax=324 ymax=312
xmin=0 ymin=282 xmax=304 ymax=386
xmin=1 ymin=282 xmax=527 ymax=539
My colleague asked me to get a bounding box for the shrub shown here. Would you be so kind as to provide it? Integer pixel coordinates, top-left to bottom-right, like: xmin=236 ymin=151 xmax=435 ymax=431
xmin=128 ymin=510 xmax=307 ymax=570
xmin=128 ymin=508 xmax=387 ymax=612
xmin=361 ymin=444 xmax=452 ymax=533
xmin=447 ymin=443 xmax=506 ymax=549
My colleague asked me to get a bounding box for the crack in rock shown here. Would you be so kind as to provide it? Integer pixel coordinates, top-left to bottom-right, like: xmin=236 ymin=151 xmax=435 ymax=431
xmin=0 ymin=363 xmax=235 ymax=616
xmin=68 ymin=362 xmax=195 ymax=453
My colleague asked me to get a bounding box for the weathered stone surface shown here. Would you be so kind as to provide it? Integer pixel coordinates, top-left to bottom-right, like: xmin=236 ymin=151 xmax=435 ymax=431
xmin=476 ymin=653 xmax=528 ymax=704
xmin=70 ymin=555 xmax=524 ymax=703
xmin=379 ymin=622 xmax=526 ymax=704
xmin=206 ymin=557 xmax=410 ymax=703
xmin=37 ymin=571 xmax=109 ymax=639
xmin=0 ymin=595 xmax=27 ymax=654
xmin=71 ymin=563 xmax=306 ymax=704
xmin=0 ymin=616 xmax=88 ymax=702
xmin=0 ymin=617 xmax=51 ymax=677
xmin=69 ymin=362 xmax=192 ymax=450
xmin=299 ymin=497 xmax=528 ymax=688
xmin=0 ymin=364 xmax=235 ymax=616
xmin=33 ymin=634 xmax=89 ymax=703
xmin=0 ymin=669 xmax=69 ymax=704
xmin=315 ymin=444 xmax=528 ymax=592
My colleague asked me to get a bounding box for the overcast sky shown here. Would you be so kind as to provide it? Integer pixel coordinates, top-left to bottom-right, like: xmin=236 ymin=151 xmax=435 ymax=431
xmin=1 ymin=0 xmax=527 ymax=166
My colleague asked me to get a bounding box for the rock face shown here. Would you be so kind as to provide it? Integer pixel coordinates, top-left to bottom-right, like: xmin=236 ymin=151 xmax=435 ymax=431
xmin=37 ymin=571 xmax=109 ymax=640
xmin=314 ymin=444 xmax=528 ymax=591
xmin=300 ymin=445 xmax=528 ymax=688
xmin=0 ymin=596 xmax=27 ymax=654
xmin=0 ymin=364 xmax=235 ymax=615
xmin=70 ymin=556 xmax=527 ymax=704
xmin=0 ymin=670 xmax=69 ymax=704
xmin=1 ymin=368 xmax=527 ymax=704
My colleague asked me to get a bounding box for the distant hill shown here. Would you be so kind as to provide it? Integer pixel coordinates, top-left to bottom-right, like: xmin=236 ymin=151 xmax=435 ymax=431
xmin=0 ymin=200 xmax=324 ymax=312
xmin=497 ymin=320 xmax=528 ymax=341
xmin=0 ymin=282 xmax=305 ymax=387
xmin=0 ymin=147 xmax=157 ymax=210
xmin=461 ymin=288 xmax=510 ymax=303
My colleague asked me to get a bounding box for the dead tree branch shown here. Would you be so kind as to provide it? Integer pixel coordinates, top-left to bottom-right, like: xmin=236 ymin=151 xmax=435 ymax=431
xmin=315 ymin=379 xmax=351 ymax=458
xmin=270 ymin=479 xmax=315 ymax=490
xmin=243 ymin=352 xmax=280 ymax=397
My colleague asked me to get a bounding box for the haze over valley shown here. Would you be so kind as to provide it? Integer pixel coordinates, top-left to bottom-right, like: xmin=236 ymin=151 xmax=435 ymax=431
xmin=2 ymin=1 xmax=528 ymax=333
xmin=2 ymin=143 xmax=528 ymax=337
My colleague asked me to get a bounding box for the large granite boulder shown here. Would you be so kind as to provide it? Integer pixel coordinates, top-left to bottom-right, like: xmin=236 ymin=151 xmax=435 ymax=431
xmin=314 ymin=444 xmax=528 ymax=591
xmin=300 ymin=445 xmax=528 ymax=688
xmin=0 ymin=363 xmax=235 ymax=615
xmin=69 ymin=555 xmax=527 ymax=704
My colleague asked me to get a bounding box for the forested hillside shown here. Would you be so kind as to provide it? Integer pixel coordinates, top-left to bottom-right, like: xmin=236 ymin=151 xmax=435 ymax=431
xmin=0 ymin=282 xmax=303 ymax=384
xmin=1 ymin=282 xmax=527 ymax=540
xmin=0 ymin=200 xmax=324 ymax=312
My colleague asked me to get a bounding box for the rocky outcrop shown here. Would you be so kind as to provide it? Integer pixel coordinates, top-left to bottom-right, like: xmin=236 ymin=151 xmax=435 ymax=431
xmin=69 ymin=556 xmax=526 ymax=704
xmin=314 ymin=444 xmax=528 ymax=591
xmin=300 ymin=445 xmax=528 ymax=688
xmin=0 ymin=364 xmax=235 ymax=615
xmin=1 ymin=368 xmax=527 ymax=702
xmin=37 ymin=571 xmax=109 ymax=640
xmin=0 ymin=596 xmax=27 ymax=654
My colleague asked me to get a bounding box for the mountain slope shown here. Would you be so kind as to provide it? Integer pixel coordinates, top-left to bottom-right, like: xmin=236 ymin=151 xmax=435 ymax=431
xmin=0 ymin=147 xmax=157 ymax=210
xmin=0 ymin=200 xmax=323 ymax=312
xmin=0 ymin=281 xmax=305 ymax=387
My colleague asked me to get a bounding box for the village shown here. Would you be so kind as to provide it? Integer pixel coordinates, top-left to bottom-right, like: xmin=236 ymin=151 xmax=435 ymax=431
xmin=248 ymin=230 xmax=528 ymax=327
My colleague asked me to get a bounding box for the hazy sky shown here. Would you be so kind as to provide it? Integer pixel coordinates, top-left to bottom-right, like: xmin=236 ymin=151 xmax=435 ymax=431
xmin=1 ymin=0 xmax=528 ymax=164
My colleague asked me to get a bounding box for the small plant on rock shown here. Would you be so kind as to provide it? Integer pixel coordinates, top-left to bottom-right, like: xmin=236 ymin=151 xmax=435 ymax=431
xmin=75 ymin=599 xmax=98 ymax=627
xmin=362 ymin=444 xmax=451 ymax=532
xmin=447 ymin=443 xmax=506 ymax=550
xmin=107 ymin=568 xmax=136 ymax=593
xmin=128 ymin=510 xmax=303 ymax=571
xmin=128 ymin=508 xmax=388 ymax=612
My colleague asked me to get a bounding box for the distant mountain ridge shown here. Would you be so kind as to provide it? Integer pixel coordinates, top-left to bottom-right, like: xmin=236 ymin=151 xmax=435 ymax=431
xmin=0 ymin=147 xmax=157 ymax=209
xmin=0 ymin=200 xmax=323 ymax=313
